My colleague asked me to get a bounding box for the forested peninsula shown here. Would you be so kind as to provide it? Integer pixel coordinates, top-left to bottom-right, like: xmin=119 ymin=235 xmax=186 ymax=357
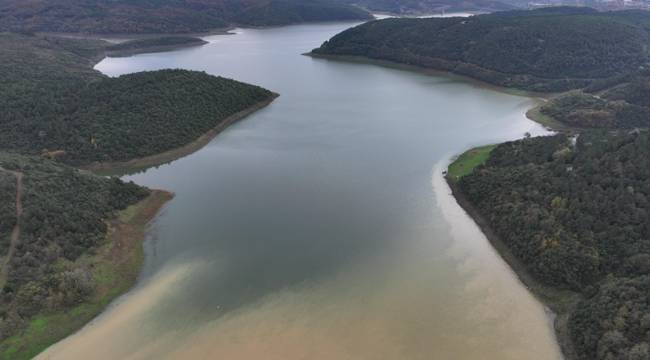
xmin=312 ymin=7 xmax=650 ymax=130
xmin=0 ymin=32 xmax=276 ymax=167
xmin=0 ymin=29 xmax=277 ymax=358
xmin=312 ymin=7 xmax=650 ymax=91
xmin=0 ymin=0 xmax=372 ymax=34
xmin=0 ymin=153 xmax=172 ymax=359
xmin=449 ymin=132 xmax=650 ymax=360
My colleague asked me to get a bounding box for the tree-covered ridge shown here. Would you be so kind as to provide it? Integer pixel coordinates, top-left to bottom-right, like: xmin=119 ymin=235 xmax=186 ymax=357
xmin=234 ymin=0 xmax=372 ymax=26
xmin=105 ymin=36 xmax=207 ymax=56
xmin=0 ymin=153 xmax=149 ymax=341
xmin=539 ymin=70 xmax=650 ymax=129
xmin=0 ymin=33 xmax=105 ymax=134
xmin=458 ymin=131 xmax=650 ymax=359
xmin=69 ymin=70 xmax=274 ymax=164
xmin=0 ymin=0 xmax=372 ymax=34
xmin=0 ymin=33 xmax=275 ymax=166
xmin=313 ymin=7 xmax=650 ymax=92
xmin=342 ymin=0 xmax=517 ymax=14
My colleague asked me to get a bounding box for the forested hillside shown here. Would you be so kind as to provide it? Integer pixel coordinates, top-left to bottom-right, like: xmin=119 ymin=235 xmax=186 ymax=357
xmin=341 ymin=0 xmax=516 ymax=14
xmin=0 ymin=0 xmax=372 ymax=34
xmin=0 ymin=33 xmax=275 ymax=166
xmin=105 ymin=36 xmax=208 ymax=57
xmin=313 ymin=7 xmax=650 ymax=92
xmin=457 ymin=131 xmax=650 ymax=359
xmin=234 ymin=0 xmax=372 ymax=26
xmin=539 ymin=70 xmax=650 ymax=129
xmin=0 ymin=12 xmax=279 ymax=357
xmin=0 ymin=153 xmax=150 ymax=347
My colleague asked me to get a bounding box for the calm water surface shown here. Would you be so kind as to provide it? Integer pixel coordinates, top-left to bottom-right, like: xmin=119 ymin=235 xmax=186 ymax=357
xmin=40 ymin=22 xmax=562 ymax=359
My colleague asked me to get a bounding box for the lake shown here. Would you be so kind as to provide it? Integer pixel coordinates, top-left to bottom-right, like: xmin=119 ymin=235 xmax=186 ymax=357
xmin=39 ymin=22 xmax=561 ymax=359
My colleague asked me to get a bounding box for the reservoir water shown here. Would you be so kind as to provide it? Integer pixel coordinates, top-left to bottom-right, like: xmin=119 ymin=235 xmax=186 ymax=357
xmin=40 ymin=22 xmax=561 ymax=359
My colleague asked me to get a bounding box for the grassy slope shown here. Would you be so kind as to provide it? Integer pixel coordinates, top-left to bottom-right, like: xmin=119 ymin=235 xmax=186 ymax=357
xmin=0 ymin=190 xmax=173 ymax=360
xmin=447 ymin=145 xmax=496 ymax=181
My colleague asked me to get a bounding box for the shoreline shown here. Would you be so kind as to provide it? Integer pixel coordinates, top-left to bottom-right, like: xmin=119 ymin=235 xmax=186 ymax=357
xmin=42 ymin=27 xmax=235 ymax=43
xmin=4 ymin=40 xmax=277 ymax=358
xmin=313 ymin=47 xmax=585 ymax=359
xmin=372 ymin=10 xmax=487 ymax=18
xmin=65 ymin=33 xmax=279 ymax=175
xmin=83 ymin=93 xmax=279 ymax=175
xmin=308 ymin=47 xmax=584 ymax=359
xmin=105 ymin=39 xmax=209 ymax=58
xmin=306 ymin=53 xmax=556 ymax=97
xmin=1 ymin=190 xmax=173 ymax=360
xmin=305 ymin=53 xmax=572 ymax=131
xmin=0 ymin=30 xmax=279 ymax=359
xmin=445 ymin=166 xmax=580 ymax=360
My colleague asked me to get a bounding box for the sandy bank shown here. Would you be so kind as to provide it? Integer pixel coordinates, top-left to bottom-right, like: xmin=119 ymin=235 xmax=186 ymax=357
xmin=445 ymin=174 xmax=580 ymax=360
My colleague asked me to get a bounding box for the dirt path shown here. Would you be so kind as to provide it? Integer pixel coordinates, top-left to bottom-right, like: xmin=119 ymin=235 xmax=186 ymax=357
xmin=0 ymin=169 xmax=24 ymax=284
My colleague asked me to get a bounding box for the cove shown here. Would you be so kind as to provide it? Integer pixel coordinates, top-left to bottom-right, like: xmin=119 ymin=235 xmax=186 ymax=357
xmin=39 ymin=22 xmax=562 ymax=359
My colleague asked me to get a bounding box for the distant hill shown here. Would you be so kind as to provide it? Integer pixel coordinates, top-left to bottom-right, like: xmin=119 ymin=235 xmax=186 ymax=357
xmin=233 ymin=0 xmax=373 ymax=26
xmin=105 ymin=36 xmax=208 ymax=57
xmin=0 ymin=0 xmax=373 ymax=34
xmin=344 ymin=0 xmax=518 ymax=14
xmin=312 ymin=7 xmax=650 ymax=92
xmin=0 ymin=33 xmax=276 ymax=166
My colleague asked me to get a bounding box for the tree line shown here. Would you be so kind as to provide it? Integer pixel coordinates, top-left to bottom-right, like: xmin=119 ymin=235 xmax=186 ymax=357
xmin=0 ymin=0 xmax=372 ymax=34
xmin=313 ymin=7 xmax=650 ymax=92
xmin=0 ymin=33 xmax=275 ymax=166
xmin=0 ymin=153 xmax=149 ymax=341
xmin=459 ymin=131 xmax=650 ymax=359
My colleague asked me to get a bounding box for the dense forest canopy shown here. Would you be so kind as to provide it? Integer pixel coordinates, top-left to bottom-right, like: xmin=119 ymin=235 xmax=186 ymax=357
xmin=458 ymin=131 xmax=650 ymax=359
xmin=0 ymin=0 xmax=372 ymax=34
xmin=539 ymin=69 xmax=650 ymax=129
xmin=0 ymin=172 xmax=16 ymax=257
xmin=233 ymin=0 xmax=372 ymax=26
xmin=313 ymin=7 xmax=650 ymax=92
xmin=0 ymin=10 xmax=279 ymax=354
xmin=0 ymin=33 xmax=275 ymax=166
xmin=0 ymin=153 xmax=149 ymax=342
